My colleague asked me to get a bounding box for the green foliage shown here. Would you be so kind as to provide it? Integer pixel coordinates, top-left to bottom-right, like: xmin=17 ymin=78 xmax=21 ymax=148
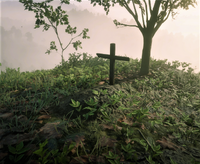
xmin=0 ymin=0 xmax=199 ymax=163
xmin=19 ymin=0 xmax=90 ymax=66
xmin=32 ymin=138 xmax=76 ymax=164
xmin=1 ymin=52 xmax=200 ymax=164
xmin=8 ymin=140 xmax=31 ymax=163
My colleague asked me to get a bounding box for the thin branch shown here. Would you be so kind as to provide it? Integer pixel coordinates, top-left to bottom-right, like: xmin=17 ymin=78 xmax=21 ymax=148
xmin=131 ymin=0 xmax=139 ymax=19
xmin=148 ymin=0 xmax=152 ymax=14
xmin=115 ymin=22 xmax=139 ymax=28
xmin=120 ymin=0 xmax=143 ymax=30
xmin=153 ymin=0 xmax=174 ymax=36
xmin=122 ymin=0 xmax=137 ymax=18
xmin=143 ymin=0 xmax=148 ymax=28
xmin=138 ymin=0 xmax=145 ymax=28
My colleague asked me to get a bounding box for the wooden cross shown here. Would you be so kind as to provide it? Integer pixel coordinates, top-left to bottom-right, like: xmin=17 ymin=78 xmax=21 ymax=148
xmin=96 ymin=43 xmax=130 ymax=85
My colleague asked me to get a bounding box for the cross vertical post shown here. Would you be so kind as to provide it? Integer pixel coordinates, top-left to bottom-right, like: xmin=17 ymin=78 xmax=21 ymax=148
xmin=96 ymin=43 xmax=130 ymax=85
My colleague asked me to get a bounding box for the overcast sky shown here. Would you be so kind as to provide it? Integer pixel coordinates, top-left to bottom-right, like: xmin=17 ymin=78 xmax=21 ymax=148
xmin=0 ymin=0 xmax=200 ymax=74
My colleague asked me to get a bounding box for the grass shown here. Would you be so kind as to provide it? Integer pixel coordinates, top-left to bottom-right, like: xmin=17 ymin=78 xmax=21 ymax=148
xmin=0 ymin=52 xmax=200 ymax=164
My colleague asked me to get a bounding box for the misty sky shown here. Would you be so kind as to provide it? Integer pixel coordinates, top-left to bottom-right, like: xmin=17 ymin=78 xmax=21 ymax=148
xmin=0 ymin=0 xmax=200 ymax=74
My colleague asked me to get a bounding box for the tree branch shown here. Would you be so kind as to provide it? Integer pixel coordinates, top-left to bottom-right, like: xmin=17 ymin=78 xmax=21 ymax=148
xmin=148 ymin=0 xmax=152 ymax=15
xmin=139 ymin=0 xmax=145 ymax=28
xmin=131 ymin=0 xmax=139 ymax=20
xmin=143 ymin=0 xmax=148 ymax=28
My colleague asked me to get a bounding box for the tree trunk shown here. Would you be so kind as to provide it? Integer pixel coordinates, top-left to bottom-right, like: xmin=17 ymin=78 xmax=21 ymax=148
xmin=139 ymin=30 xmax=153 ymax=76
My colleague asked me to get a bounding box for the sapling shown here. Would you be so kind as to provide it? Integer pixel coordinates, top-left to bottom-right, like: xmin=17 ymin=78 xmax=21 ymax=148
xmin=19 ymin=0 xmax=90 ymax=66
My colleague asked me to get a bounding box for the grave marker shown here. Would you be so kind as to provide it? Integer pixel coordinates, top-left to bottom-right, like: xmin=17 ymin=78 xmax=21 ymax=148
xmin=96 ymin=43 xmax=130 ymax=85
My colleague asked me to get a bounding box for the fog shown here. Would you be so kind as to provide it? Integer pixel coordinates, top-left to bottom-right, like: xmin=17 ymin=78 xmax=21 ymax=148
xmin=1 ymin=0 xmax=199 ymax=75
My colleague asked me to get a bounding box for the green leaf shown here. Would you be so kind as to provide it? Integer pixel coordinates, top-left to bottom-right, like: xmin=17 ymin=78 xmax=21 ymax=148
xmin=56 ymin=20 xmax=59 ymax=26
xmin=16 ymin=141 xmax=24 ymax=152
xmin=42 ymin=151 xmax=51 ymax=164
xmin=36 ymin=18 xmax=40 ymax=25
xmin=63 ymin=142 xmax=76 ymax=155
xmin=18 ymin=147 xmax=31 ymax=154
xmin=44 ymin=10 xmax=50 ymax=17
xmin=16 ymin=154 xmax=24 ymax=162
xmin=61 ymin=0 xmax=70 ymax=5
xmin=35 ymin=12 xmax=39 ymax=18
xmin=50 ymin=5 xmax=53 ymax=11
xmin=40 ymin=13 xmax=44 ymax=19
xmin=8 ymin=145 xmax=17 ymax=154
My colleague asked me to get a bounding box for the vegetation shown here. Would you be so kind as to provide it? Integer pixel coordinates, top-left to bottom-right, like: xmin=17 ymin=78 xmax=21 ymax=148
xmin=0 ymin=52 xmax=200 ymax=164
xmin=19 ymin=0 xmax=198 ymax=77
xmin=85 ymin=0 xmax=198 ymax=75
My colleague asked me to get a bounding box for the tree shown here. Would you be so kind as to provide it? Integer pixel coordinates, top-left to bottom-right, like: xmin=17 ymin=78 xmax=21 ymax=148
xmin=64 ymin=0 xmax=196 ymax=76
xmin=19 ymin=0 xmax=90 ymax=66
xmin=14 ymin=29 xmax=23 ymax=40
xmin=9 ymin=26 xmax=17 ymax=39
xmin=25 ymin=32 xmax=33 ymax=42
xmin=19 ymin=0 xmax=197 ymax=75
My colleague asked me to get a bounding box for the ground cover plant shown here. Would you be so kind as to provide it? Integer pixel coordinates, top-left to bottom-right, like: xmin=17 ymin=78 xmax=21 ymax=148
xmin=0 ymin=52 xmax=200 ymax=164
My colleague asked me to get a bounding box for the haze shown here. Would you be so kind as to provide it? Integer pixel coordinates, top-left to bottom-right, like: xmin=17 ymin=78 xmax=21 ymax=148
xmin=0 ymin=0 xmax=199 ymax=75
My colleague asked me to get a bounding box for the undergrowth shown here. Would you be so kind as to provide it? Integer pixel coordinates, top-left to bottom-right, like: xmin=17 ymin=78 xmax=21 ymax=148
xmin=0 ymin=52 xmax=200 ymax=164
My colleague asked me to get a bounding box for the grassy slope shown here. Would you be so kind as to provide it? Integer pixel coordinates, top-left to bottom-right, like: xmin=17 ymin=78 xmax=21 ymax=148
xmin=0 ymin=52 xmax=200 ymax=164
